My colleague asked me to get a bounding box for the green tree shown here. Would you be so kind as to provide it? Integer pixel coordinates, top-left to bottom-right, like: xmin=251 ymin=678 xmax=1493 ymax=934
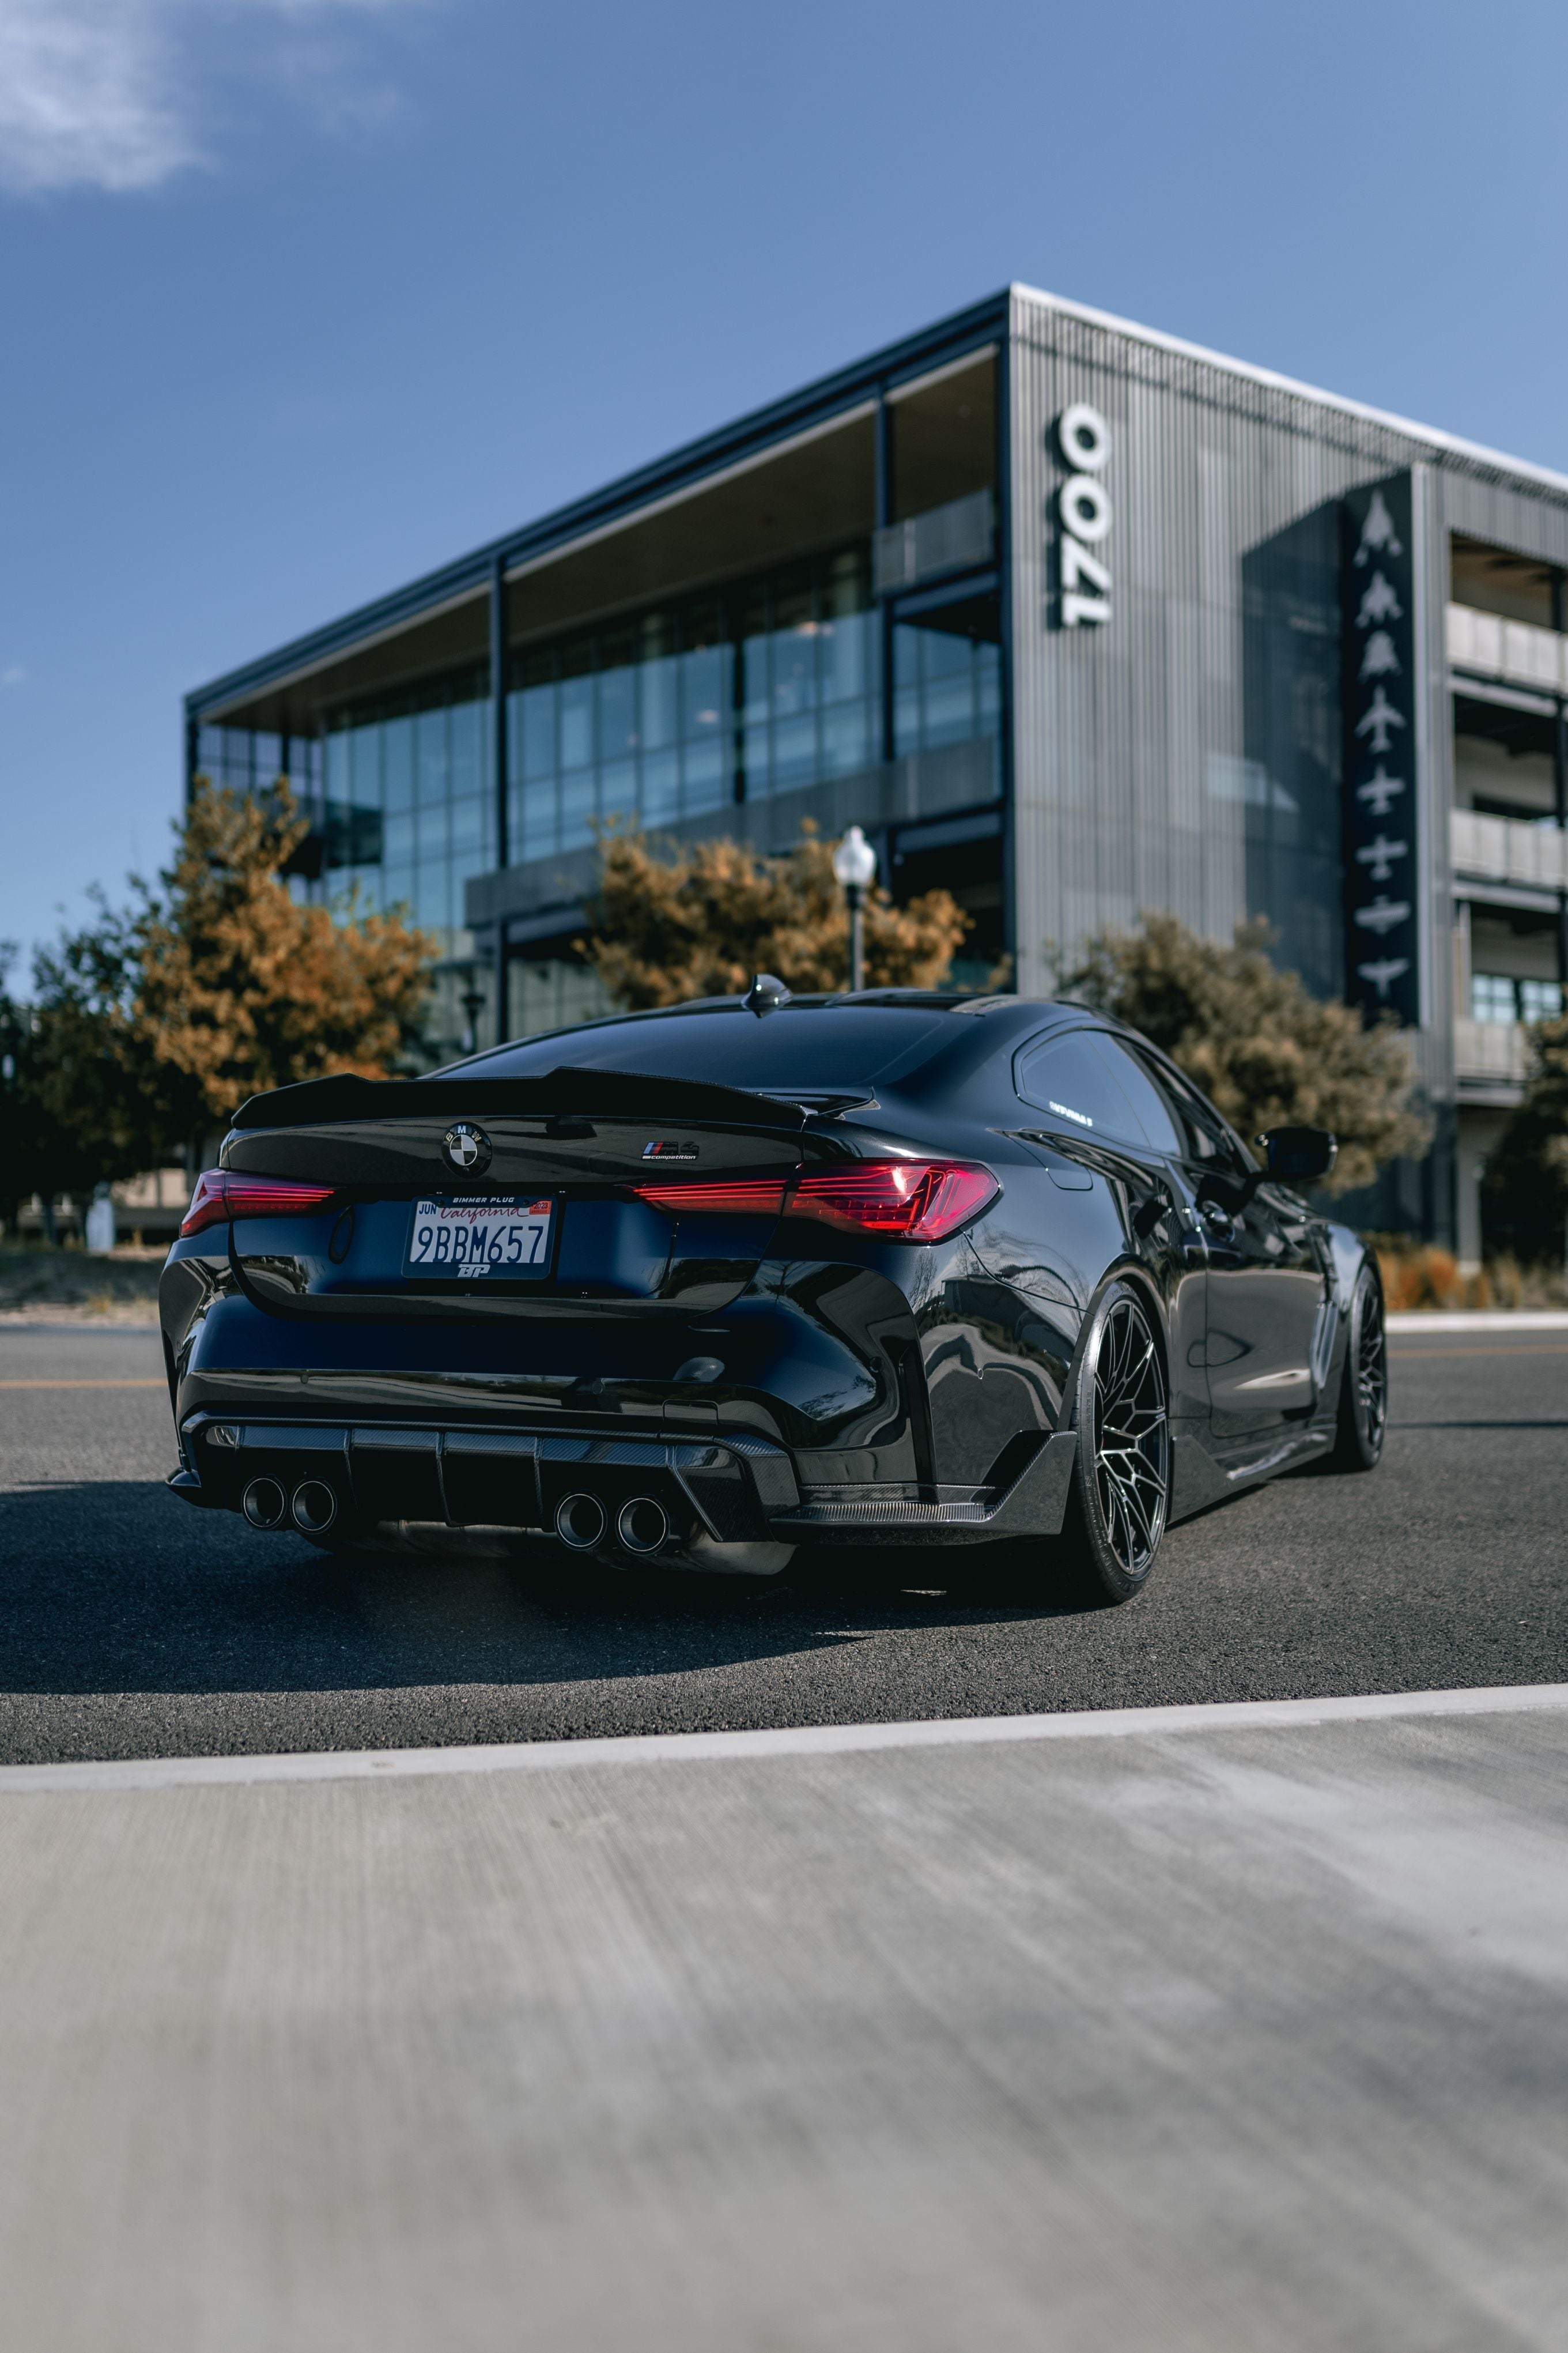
xmin=1481 ymin=1010 xmax=1568 ymax=1264
xmin=586 ymin=823 xmax=970 ymax=1008
xmin=1053 ymin=912 xmax=1430 ymax=1194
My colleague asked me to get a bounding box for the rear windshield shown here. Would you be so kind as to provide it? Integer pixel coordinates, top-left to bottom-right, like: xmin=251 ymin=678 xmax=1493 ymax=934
xmin=466 ymin=1006 xmax=951 ymax=1091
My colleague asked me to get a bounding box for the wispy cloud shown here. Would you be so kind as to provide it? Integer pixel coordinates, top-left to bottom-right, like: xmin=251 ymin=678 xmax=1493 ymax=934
xmin=0 ymin=0 xmax=420 ymax=197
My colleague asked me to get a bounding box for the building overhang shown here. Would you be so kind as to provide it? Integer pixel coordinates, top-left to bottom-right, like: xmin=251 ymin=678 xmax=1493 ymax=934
xmin=186 ymin=297 xmax=1010 ymax=739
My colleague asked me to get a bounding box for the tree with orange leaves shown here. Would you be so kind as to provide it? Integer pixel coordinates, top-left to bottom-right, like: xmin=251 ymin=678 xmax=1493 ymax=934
xmin=586 ymin=822 xmax=970 ymax=1009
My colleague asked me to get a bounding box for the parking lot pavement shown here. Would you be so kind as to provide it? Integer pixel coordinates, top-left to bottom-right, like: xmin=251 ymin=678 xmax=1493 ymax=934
xmin=1 ymin=1318 xmax=1566 ymax=1763
xmin=1 ymin=1691 xmax=1566 ymax=2351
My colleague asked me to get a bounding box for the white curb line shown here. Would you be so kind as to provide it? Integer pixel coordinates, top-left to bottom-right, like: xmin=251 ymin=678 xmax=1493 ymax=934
xmin=2 ymin=1684 xmax=1565 ymax=1796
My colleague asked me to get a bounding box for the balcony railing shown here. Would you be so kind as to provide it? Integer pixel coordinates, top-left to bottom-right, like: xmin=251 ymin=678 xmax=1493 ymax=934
xmin=1453 ymin=1019 xmax=1531 ymax=1085
xmin=1448 ymin=602 xmax=1568 ymax=694
xmin=872 ymin=492 xmax=995 ymax=597
xmin=1450 ymin=806 xmax=1568 ymax=889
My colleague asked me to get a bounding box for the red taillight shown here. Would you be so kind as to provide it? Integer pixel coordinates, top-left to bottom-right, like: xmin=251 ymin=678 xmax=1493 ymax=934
xmin=180 ymin=1170 xmax=339 ymax=1238
xmin=629 ymin=1178 xmax=789 ymax=1215
xmin=790 ymin=1161 xmax=998 ymax=1239
xmin=629 ymin=1160 xmax=997 ymax=1242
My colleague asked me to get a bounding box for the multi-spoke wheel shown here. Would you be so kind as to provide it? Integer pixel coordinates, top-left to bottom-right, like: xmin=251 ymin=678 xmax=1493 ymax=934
xmin=1331 ymin=1262 xmax=1387 ymax=1471
xmin=1061 ymin=1279 xmax=1170 ymax=1602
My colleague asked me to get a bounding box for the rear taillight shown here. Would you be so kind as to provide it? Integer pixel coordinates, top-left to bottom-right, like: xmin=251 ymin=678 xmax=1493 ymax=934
xmin=629 ymin=1160 xmax=997 ymax=1242
xmin=789 ymin=1161 xmax=998 ymax=1239
xmin=180 ymin=1170 xmax=339 ymax=1238
xmin=629 ymin=1178 xmax=789 ymax=1215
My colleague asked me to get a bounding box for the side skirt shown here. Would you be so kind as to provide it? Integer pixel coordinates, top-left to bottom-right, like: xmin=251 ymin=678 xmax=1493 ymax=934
xmin=1169 ymin=1424 xmax=1332 ymax=1524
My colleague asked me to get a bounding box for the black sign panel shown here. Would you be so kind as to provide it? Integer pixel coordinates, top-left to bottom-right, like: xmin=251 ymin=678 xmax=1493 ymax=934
xmin=1343 ymin=474 xmax=1420 ymax=1027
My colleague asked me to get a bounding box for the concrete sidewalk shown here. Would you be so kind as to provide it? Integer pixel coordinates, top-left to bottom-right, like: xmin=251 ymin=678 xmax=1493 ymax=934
xmin=3 ymin=1692 xmax=1567 ymax=2351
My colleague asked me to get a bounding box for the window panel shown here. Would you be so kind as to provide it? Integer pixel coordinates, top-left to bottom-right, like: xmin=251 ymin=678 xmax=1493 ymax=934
xmin=450 ymin=795 xmax=485 ymax=858
xmin=599 ymin=662 xmax=637 ymax=762
xmin=559 ymin=673 xmax=594 ymax=770
xmin=772 ymin=714 xmax=818 ymax=791
xmin=600 ymin=759 xmax=637 ymax=824
xmin=822 ymin=699 xmax=870 ymax=777
xmin=383 ymin=716 xmax=414 ymax=812
xmin=560 ymin=768 xmax=596 ymax=847
xmin=415 ymin=708 xmax=448 ymax=806
xmin=382 ymin=810 xmax=415 ymax=866
xmin=323 ymin=731 xmax=350 ymax=800
xmin=1471 ymin=972 xmax=1517 ymax=1024
xmin=681 ymin=642 xmax=726 ymax=738
xmin=520 ymin=778 xmax=556 ymax=858
xmin=641 ymin=746 xmax=679 ymax=825
xmin=518 ymin=681 xmax=556 ymax=779
xmin=417 ymin=804 xmax=449 ymax=871
xmin=640 ymin=654 xmax=679 ymax=751
xmin=448 ymin=699 xmax=483 ymax=798
xmin=681 ymin=735 xmax=725 ymax=814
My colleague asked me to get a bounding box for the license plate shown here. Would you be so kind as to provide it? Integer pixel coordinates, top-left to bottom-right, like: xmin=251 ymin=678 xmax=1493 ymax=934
xmin=403 ymin=1196 xmax=555 ymax=1280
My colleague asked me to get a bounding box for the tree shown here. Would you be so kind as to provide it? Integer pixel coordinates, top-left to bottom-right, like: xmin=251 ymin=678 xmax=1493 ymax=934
xmin=131 ymin=779 xmax=434 ymax=1138
xmin=1480 ymin=1010 xmax=1568 ymax=1264
xmin=13 ymin=781 xmax=437 ymax=1221
xmin=1053 ymin=912 xmax=1430 ymax=1194
xmin=585 ymin=823 xmax=970 ymax=1008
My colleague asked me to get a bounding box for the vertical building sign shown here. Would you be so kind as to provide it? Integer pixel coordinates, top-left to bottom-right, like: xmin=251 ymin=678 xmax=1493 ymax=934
xmin=1053 ymin=404 xmax=1112 ymax=627
xmin=1343 ymin=474 xmax=1420 ymax=1027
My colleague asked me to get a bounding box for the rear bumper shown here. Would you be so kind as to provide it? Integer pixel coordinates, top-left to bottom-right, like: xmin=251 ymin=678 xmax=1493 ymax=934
xmin=169 ymin=1409 xmax=1078 ymax=1545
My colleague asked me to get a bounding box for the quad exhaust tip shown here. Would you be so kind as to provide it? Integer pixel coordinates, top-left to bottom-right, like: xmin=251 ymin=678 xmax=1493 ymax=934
xmin=556 ymin=1492 xmax=608 ymax=1551
xmin=616 ymin=1497 xmax=670 ymax=1556
xmin=290 ymin=1479 xmax=338 ymax=1536
xmin=242 ymin=1476 xmax=288 ymax=1530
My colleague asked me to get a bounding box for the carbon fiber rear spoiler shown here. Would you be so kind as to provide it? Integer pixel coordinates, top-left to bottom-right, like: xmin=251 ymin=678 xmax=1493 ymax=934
xmin=231 ymin=1065 xmax=811 ymax=1132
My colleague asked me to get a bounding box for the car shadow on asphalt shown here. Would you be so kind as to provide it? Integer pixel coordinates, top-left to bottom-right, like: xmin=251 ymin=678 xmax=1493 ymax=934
xmin=0 ymin=1479 xmax=1099 ymax=1698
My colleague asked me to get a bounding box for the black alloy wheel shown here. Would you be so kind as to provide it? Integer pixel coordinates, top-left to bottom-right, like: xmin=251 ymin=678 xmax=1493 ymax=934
xmin=1331 ymin=1263 xmax=1388 ymax=1471
xmin=1064 ymin=1279 xmax=1170 ymax=1602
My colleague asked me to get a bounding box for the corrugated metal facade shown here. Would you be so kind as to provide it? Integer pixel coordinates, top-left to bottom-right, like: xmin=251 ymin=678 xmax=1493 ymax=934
xmin=1006 ymin=288 xmax=1568 ymax=1158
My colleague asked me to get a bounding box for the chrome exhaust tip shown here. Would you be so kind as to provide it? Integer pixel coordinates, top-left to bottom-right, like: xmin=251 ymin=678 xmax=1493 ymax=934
xmin=242 ymin=1476 xmax=288 ymax=1531
xmin=556 ymin=1492 xmax=607 ymax=1551
xmin=290 ymin=1479 xmax=338 ymax=1535
xmin=616 ymin=1496 xmax=670 ymax=1556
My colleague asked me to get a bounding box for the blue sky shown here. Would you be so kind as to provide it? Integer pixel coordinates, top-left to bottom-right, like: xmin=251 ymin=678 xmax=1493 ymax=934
xmin=2 ymin=0 xmax=1565 ymax=969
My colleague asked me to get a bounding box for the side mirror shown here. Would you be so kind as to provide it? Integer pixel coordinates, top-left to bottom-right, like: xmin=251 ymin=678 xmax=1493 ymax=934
xmin=1257 ymin=1126 xmax=1337 ymax=1184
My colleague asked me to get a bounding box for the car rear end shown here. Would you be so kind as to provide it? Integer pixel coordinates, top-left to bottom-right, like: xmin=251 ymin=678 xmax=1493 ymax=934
xmin=160 ymin=1015 xmax=1051 ymax=1573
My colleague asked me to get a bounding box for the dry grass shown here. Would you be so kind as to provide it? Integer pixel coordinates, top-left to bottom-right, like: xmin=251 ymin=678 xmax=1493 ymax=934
xmin=1370 ymin=1237 xmax=1567 ymax=1313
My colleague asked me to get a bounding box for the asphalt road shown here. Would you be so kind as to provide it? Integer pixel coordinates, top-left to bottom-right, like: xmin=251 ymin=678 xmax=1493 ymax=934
xmin=3 ymin=1319 xmax=1565 ymax=1763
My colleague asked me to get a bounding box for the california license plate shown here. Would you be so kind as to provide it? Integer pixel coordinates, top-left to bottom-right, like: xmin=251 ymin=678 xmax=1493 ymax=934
xmin=403 ymin=1196 xmax=556 ymax=1280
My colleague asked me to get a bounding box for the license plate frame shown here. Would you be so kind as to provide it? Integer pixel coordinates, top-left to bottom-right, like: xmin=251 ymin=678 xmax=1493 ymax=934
xmin=403 ymin=1195 xmax=557 ymax=1283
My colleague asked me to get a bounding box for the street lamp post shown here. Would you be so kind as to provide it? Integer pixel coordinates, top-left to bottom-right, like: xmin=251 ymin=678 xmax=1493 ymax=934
xmin=832 ymin=824 xmax=878 ymax=993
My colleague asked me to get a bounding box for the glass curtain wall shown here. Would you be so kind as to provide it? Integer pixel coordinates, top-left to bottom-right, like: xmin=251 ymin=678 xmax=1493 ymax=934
xmin=506 ymin=547 xmax=881 ymax=861
xmin=195 ymin=532 xmax=1006 ymax=1059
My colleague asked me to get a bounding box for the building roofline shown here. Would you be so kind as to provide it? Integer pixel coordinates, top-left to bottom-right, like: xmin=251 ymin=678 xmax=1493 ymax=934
xmin=187 ymin=291 xmax=1011 ymax=721
xmin=188 ymin=281 xmax=1568 ymax=726
xmin=1009 ymin=281 xmax=1568 ymax=501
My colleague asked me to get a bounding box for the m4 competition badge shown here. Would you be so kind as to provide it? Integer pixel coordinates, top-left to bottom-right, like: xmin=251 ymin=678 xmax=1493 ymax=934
xmin=441 ymin=1121 xmax=493 ymax=1175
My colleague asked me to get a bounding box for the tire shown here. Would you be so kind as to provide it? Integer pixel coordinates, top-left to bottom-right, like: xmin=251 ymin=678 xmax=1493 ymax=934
xmin=1060 ymin=1279 xmax=1172 ymax=1603
xmin=1330 ymin=1263 xmax=1387 ymax=1471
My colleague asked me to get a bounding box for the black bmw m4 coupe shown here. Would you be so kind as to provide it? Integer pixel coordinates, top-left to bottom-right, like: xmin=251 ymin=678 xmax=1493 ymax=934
xmin=160 ymin=987 xmax=1388 ymax=1602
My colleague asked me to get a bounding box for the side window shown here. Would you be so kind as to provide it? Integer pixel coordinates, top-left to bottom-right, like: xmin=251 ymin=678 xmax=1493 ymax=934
xmin=1017 ymin=1030 xmax=1174 ymax=1153
xmin=1096 ymin=1038 xmax=1183 ymax=1156
xmin=1129 ymin=1046 xmax=1246 ymax=1169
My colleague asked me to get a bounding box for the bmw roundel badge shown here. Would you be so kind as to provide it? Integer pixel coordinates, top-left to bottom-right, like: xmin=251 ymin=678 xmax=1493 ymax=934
xmin=441 ymin=1121 xmax=492 ymax=1176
